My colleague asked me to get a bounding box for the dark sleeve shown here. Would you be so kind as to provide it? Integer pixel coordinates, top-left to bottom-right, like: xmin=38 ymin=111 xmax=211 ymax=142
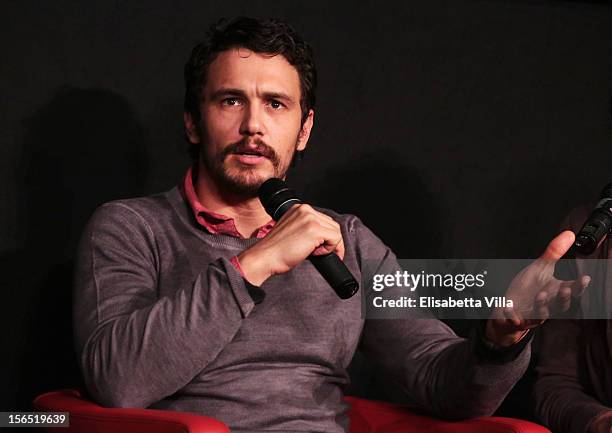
xmin=73 ymin=202 xmax=256 ymax=409
xmin=534 ymin=320 xmax=608 ymax=433
xmin=351 ymin=217 xmax=531 ymax=420
xmin=534 ymin=206 xmax=610 ymax=433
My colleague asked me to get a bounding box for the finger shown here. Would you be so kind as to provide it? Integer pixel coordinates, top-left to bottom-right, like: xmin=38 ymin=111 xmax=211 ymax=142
xmin=313 ymin=238 xmax=342 ymax=255
xmin=295 ymin=205 xmax=340 ymax=233
xmin=554 ymin=285 xmax=572 ymax=313
xmin=534 ymin=290 xmax=550 ymax=321
xmin=503 ymin=306 xmax=523 ymax=328
xmin=547 ymin=274 xmax=590 ymax=315
xmin=314 ymin=238 xmax=345 ymax=259
xmin=541 ymin=230 xmax=575 ymax=261
xmin=297 ymin=204 xmax=339 ymax=228
xmin=312 ymin=245 xmax=332 ymax=256
xmin=557 ymin=274 xmax=590 ymax=298
xmin=573 ymin=274 xmax=591 ymax=297
xmin=309 ymin=216 xmax=343 ymax=249
xmin=312 ymin=226 xmax=344 ymax=256
xmin=335 ymin=238 xmax=345 ymax=260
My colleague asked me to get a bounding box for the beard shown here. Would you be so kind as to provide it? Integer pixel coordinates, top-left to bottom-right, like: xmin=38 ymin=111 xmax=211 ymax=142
xmin=201 ymin=137 xmax=297 ymax=197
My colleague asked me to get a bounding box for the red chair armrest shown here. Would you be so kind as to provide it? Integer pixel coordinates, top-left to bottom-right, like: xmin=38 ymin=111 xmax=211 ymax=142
xmin=32 ymin=389 xmax=550 ymax=433
xmin=345 ymin=396 xmax=551 ymax=433
xmin=33 ymin=389 xmax=230 ymax=433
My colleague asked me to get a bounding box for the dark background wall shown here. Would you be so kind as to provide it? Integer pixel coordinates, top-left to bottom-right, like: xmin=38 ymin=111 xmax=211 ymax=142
xmin=2 ymin=0 xmax=612 ymax=424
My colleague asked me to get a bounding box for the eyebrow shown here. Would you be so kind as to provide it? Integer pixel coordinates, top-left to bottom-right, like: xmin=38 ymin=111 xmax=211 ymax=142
xmin=210 ymin=87 xmax=295 ymax=104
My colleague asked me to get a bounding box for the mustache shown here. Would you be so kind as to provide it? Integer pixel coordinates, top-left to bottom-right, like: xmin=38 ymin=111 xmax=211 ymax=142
xmin=221 ymin=138 xmax=280 ymax=165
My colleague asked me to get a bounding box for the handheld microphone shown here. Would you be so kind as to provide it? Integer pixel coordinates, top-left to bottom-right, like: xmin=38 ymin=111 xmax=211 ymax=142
xmin=574 ymin=183 xmax=612 ymax=255
xmin=258 ymin=178 xmax=359 ymax=299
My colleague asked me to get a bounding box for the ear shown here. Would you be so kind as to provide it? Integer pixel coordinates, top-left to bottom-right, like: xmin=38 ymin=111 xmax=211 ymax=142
xmin=296 ymin=109 xmax=314 ymax=151
xmin=183 ymin=111 xmax=201 ymax=144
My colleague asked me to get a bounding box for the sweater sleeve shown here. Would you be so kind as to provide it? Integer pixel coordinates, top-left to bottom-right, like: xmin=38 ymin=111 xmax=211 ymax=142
xmin=534 ymin=320 xmax=608 ymax=433
xmin=351 ymin=217 xmax=531 ymax=420
xmin=73 ymin=202 xmax=255 ymax=409
xmin=531 ymin=207 xmax=610 ymax=433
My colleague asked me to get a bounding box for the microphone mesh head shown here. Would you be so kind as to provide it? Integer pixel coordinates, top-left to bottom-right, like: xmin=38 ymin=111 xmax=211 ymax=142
xmin=258 ymin=178 xmax=299 ymax=219
xmin=259 ymin=178 xmax=287 ymax=204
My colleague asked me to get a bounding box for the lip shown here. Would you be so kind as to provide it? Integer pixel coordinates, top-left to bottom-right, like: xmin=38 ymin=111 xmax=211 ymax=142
xmin=231 ymin=153 xmax=268 ymax=165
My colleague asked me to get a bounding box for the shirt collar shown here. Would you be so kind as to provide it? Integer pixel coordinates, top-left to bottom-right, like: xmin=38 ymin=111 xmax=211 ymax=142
xmin=180 ymin=165 xmax=275 ymax=239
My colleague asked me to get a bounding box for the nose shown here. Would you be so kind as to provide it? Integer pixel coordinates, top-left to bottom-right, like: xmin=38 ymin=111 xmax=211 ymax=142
xmin=239 ymin=102 xmax=265 ymax=137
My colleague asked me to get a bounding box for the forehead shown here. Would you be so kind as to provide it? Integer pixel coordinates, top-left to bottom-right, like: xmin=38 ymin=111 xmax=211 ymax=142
xmin=204 ymin=48 xmax=301 ymax=96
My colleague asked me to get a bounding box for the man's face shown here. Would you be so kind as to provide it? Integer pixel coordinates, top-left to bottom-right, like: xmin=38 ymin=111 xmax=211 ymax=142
xmin=185 ymin=47 xmax=314 ymax=196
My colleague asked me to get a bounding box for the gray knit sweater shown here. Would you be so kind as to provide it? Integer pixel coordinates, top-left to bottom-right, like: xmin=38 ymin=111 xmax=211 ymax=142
xmin=73 ymin=185 xmax=531 ymax=433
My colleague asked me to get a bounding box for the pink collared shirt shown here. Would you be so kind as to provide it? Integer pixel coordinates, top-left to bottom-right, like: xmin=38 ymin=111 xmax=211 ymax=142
xmin=180 ymin=165 xmax=276 ymax=276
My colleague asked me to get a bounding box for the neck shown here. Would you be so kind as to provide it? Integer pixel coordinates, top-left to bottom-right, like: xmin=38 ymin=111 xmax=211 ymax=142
xmin=193 ymin=162 xmax=271 ymax=237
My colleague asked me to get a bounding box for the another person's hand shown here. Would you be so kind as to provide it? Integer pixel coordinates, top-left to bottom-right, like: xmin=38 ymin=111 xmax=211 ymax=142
xmin=589 ymin=410 xmax=612 ymax=433
xmin=237 ymin=204 xmax=344 ymax=286
xmin=486 ymin=230 xmax=590 ymax=346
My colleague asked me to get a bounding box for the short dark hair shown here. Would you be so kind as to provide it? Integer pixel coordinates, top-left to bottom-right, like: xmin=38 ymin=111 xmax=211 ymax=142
xmin=184 ymin=17 xmax=317 ymax=161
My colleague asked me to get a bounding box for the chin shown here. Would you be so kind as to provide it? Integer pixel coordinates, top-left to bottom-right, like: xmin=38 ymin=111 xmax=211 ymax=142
xmin=211 ymin=158 xmax=289 ymax=196
xmin=222 ymin=169 xmax=270 ymax=196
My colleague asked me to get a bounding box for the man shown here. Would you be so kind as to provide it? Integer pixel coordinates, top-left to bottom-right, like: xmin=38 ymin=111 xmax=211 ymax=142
xmin=73 ymin=17 xmax=588 ymax=432
xmin=534 ymin=206 xmax=612 ymax=433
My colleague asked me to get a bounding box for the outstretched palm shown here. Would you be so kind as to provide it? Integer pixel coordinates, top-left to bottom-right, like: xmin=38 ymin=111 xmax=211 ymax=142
xmin=488 ymin=231 xmax=590 ymax=342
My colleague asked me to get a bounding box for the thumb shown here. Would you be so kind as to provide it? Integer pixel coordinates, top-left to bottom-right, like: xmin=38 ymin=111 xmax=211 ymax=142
xmin=541 ymin=230 xmax=575 ymax=261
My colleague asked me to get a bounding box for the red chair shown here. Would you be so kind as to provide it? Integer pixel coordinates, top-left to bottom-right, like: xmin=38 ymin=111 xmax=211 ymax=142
xmin=33 ymin=389 xmax=551 ymax=433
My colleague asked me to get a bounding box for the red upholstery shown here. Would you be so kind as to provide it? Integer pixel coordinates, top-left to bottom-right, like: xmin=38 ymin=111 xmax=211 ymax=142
xmin=33 ymin=389 xmax=229 ymax=433
xmin=345 ymin=396 xmax=552 ymax=433
xmin=33 ymin=389 xmax=551 ymax=433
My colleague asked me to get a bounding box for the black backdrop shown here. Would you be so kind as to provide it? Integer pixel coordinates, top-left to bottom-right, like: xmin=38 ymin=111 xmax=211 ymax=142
xmin=2 ymin=0 xmax=612 ymax=423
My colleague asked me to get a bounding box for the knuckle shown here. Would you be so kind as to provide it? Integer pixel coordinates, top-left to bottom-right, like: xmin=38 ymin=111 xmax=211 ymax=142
xmin=305 ymin=220 xmax=320 ymax=233
xmin=299 ymin=203 xmax=314 ymax=213
xmin=303 ymin=213 xmax=317 ymax=225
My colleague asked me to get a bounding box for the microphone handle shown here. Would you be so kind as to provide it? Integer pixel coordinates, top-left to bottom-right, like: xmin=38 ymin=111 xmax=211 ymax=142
xmin=272 ymin=197 xmax=359 ymax=299
xmin=309 ymin=253 xmax=359 ymax=299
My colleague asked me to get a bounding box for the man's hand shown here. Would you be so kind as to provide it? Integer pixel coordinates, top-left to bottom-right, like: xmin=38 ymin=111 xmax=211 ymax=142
xmin=237 ymin=204 xmax=344 ymax=286
xmin=486 ymin=230 xmax=590 ymax=346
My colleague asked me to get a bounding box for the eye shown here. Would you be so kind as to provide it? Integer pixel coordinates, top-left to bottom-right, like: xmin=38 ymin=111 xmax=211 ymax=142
xmin=222 ymin=98 xmax=242 ymax=107
xmin=268 ymin=99 xmax=285 ymax=110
